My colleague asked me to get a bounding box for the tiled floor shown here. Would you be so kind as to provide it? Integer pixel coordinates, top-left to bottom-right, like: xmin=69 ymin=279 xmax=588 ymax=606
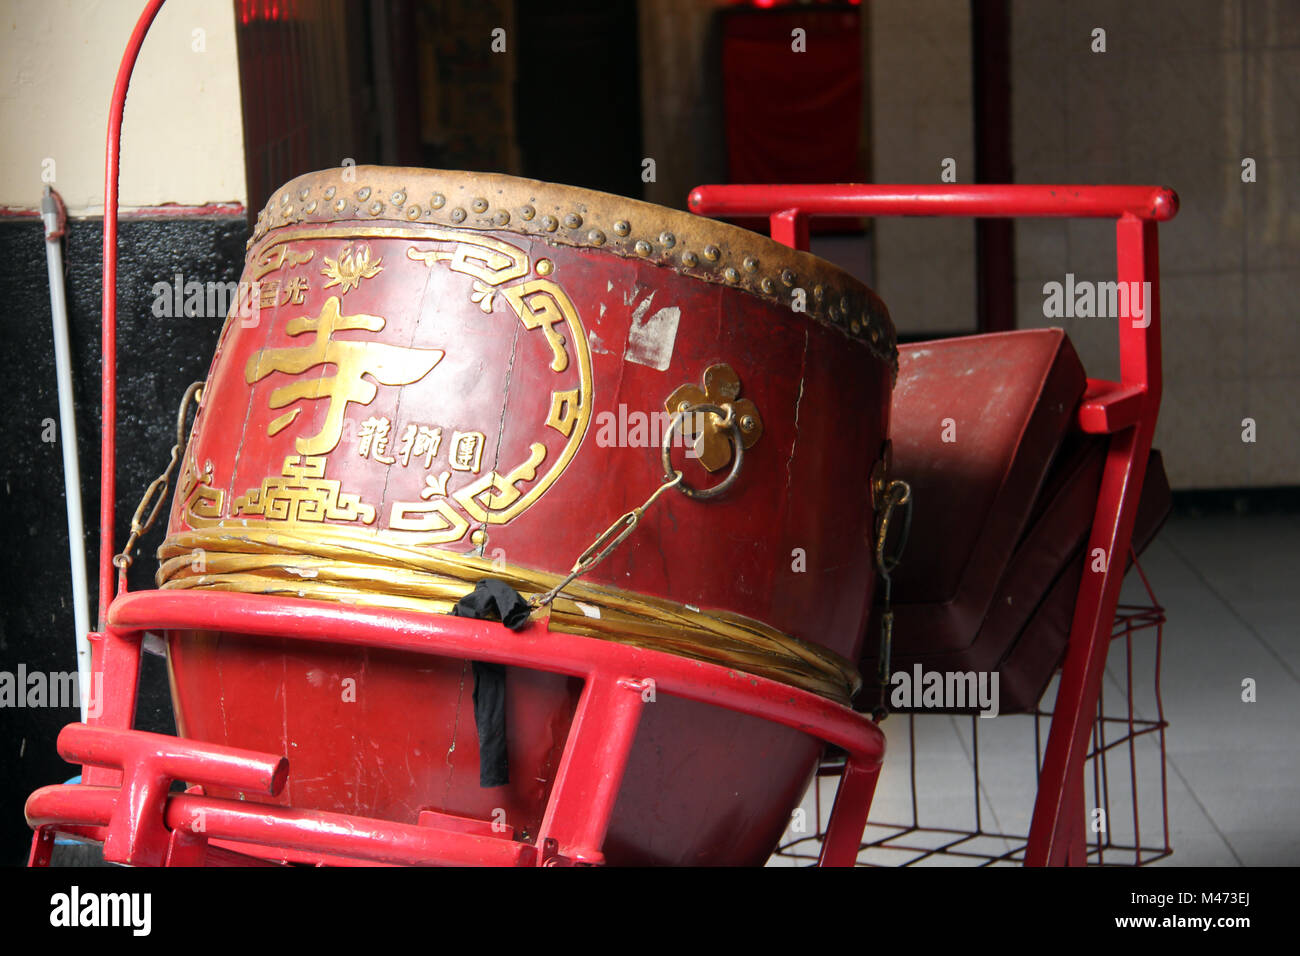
xmin=768 ymin=512 xmax=1300 ymax=866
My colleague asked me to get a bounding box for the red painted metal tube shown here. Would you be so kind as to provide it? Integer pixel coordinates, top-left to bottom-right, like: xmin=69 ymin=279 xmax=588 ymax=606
xmin=108 ymin=590 xmax=886 ymax=764
xmin=100 ymin=0 xmax=167 ymax=625
xmin=56 ymin=723 xmax=288 ymax=796
xmin=534 ymin=676 xmax=648 ymax=865
xmin=818 ymin=756 xmax=882 ymax=867
xmin=26 ymin=785 xmax=536 ymax=867
xmin=1024 ymin=217 xmax=1164 ymax=865
xmin=688 ymin=184 xmax=1179 ymax=222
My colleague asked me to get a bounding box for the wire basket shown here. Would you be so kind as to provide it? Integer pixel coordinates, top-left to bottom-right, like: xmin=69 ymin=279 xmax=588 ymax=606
xmin=770 ymin=554 xmax=1170 ymax=867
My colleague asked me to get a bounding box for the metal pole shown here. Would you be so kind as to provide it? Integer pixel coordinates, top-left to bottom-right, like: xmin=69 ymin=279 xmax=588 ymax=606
xmin=42 ymin=186 xmax=92 ymax=721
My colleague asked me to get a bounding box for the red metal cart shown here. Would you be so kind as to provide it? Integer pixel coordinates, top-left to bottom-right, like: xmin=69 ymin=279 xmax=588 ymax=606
xmin=687 ymin=183 xmax=1176 ymax=866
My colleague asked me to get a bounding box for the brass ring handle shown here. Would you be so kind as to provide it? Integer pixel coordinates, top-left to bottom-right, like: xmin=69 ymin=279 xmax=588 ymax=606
xmin=660 ymin=403 xmax=744 ymax=500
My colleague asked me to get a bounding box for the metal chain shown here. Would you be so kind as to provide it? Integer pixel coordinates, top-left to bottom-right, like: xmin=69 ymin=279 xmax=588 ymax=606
xmin=529 ymin=470 xmax=684 ymax=610
xmin=112 ymin=381 xmax=204 ymax=586
xmin=871 ymin=478 xmax=913 ymax=723
xmin=530 ymin=396 xmax=752 ymax=610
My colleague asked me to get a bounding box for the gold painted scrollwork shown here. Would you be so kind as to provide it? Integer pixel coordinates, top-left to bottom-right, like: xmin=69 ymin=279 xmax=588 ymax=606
xmin=453 ymin=443 xmax=549 ymax=522
xmin=233 ymin=455 xmax=376 ymax=525
xmin=176 ymin=452 xmax=224 ymax=528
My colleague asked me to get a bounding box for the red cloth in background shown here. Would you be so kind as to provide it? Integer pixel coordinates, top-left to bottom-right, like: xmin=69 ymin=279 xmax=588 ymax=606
xmin=721 ymin=6 xmax=863 ymax=233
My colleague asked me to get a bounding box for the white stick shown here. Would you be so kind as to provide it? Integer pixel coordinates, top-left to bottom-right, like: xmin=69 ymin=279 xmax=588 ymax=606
xmin=42 ymin=187 xmax=92 ymax=722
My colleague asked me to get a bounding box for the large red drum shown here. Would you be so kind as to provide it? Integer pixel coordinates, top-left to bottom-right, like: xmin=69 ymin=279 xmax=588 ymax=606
xmin=157 ymin=166 xmax=896 ymax=865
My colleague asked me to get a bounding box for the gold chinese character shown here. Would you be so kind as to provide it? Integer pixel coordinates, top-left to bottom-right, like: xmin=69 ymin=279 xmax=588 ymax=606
xmin=258 ymin=279 xmax=281 ymax=309
xmin=357 ymin=416 xmax=396 ymax=464
xmin=281 ymin=275 xmax=310 ymax=305
xmin=450 ymin=431 xmax=485 ymax=473
xmin=399 ymin=424 xmax=443 ymax=468
xmin=245 ymin=296 xmax=444 ymax=455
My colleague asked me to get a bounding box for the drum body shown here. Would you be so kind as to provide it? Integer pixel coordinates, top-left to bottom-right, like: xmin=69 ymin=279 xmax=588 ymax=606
xmin=159 ymin=167 xmax=896 ymax=865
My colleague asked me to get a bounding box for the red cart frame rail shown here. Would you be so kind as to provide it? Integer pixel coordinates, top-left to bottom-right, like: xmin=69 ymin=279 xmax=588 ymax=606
xmin=28 ymin=594 xmax=886 ymax=866
xmin=689 ymin=182 xmax=1175 ymax=865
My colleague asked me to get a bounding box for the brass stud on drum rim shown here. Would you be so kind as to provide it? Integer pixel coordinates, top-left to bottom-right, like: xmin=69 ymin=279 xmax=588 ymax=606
xmin=244 ymin=166 xmax=899 ymax=374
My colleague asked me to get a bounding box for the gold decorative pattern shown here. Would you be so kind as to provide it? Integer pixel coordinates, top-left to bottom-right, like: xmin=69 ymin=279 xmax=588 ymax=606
xmin=232 ymin=455 xmax=376 ymax=525
xmin=245 ymin=166 xmax=897 ymax=373
xmin=664 ymin=364 xmax=764 ymax=473
xmin=399 ymin=227 xmax=595 ymax=526
xmin=250 ymin=245 xmax=315 ymax=281
xmin=452 ymin=442 xmax=548 ymax=522
xmin=227 ymin=226 xmax=595 ymax=542
xmin=546 ymin=389 xmax=581 ymax=438
xmin=176 ymin=451 xmax=224 ymax=528
xmin=320 ymin=243 xmax=384 ymax=293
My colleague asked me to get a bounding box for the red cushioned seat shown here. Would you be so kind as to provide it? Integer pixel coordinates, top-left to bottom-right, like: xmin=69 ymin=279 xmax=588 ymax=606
xmin=860 ymin=330 xmax=1171 ymax=713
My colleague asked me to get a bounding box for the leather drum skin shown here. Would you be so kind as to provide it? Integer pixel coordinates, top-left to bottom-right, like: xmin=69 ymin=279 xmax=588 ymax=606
xmin=156 ymin=166 xmax=897 ymax=865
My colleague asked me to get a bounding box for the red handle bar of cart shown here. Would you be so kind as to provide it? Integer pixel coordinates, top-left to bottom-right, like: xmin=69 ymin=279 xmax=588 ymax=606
xmin=688 ymin=181 xmax=1176 ymax=866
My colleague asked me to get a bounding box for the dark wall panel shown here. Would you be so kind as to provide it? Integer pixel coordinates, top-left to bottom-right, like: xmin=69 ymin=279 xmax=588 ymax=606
xmin=0 ymin=216 xmax=247 ymax=863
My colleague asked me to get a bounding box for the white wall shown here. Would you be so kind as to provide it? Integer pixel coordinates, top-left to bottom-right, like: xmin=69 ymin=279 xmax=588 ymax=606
xmin=0 ymin=0 xmax=246 ymax=215
xmin=1010 ymin=0 xmax=1300 ymax=489
xmin=869 ymin=0 xmax=977 ymax=335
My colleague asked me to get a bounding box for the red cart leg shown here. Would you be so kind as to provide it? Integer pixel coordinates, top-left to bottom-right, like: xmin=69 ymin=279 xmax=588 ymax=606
xmin=818 ymin=756 xmax=881 ymax=867
xmin=28 ymin=827 xmax=55 ymax=867
xmin=534 ymin=674 xmax=648 ymax=866
xmin=1026 ymin=217 xmax=1161 ymax=866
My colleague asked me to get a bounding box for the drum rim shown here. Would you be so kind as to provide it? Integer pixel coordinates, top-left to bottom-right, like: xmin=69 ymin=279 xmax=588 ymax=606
xmin=247 ymin=165 xmax=897 ymax=373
